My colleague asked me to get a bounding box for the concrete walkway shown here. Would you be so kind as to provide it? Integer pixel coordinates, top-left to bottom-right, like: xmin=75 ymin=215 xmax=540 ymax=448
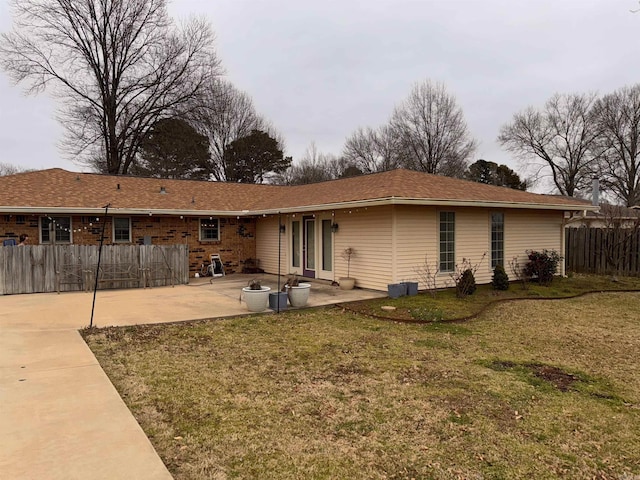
xmin=0 ymin=275 xmax=383 ymax=479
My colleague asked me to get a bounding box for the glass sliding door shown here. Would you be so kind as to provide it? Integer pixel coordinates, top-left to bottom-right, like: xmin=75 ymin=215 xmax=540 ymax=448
xmin=319 ymin=218 xmax=333 ymax=279
xmin=303 ymin=217 xmax=315 ymax=277
xmin=291 ymin=220 xmax=301 ymax=270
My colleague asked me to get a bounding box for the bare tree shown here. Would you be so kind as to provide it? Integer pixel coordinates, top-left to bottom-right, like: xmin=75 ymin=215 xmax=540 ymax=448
xmin=188 ymin=79 xmax=271 ymax=181
xmin=498 ymin=93 xmax=599 ymax=197
xmin=342 ymin=125 xmax=403 ymax=173
xmin=0 ymin=162 xmax=33 ymax=176
xmin=278 ymin=142 xmax=356 ymax=185
xmin=0 ymin=0 xmax=221 ymax=175
xmin=390 ymin=80 xmax=477 ymax=176
xmin=592 ymin=84 xmax=640 ymax=207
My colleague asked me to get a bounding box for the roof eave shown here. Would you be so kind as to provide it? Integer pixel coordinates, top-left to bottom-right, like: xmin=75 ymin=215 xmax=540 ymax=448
xmin=0 ymin=206 xmax=256 ymax=217
xmin=252 ymin=197 xmax=598 ymax=215
xmin=0 ymin=197 xmax=597 ymax=216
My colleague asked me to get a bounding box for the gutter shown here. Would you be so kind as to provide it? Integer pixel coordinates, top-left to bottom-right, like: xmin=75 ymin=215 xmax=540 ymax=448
xmin=0 ymin=206 xmax=255 ymax=217
xmin=248 ymin=197 xmax=599 ymax=215
xmin=0 ymin=197 xmax=597 ymax=217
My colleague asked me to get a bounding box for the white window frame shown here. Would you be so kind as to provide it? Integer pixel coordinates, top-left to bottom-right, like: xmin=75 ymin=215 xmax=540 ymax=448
xmin=112 ymin=217 xmax=132 ymax=243
xmin=490 ymin=212 xmax=505 ymax=269
xmin=438 ymin=211 xmax=455 ymax=273
xmin=199 ymin=218 xmax=220 ymax=242
xmin=40 ymin=216 xmax=73 ymax=244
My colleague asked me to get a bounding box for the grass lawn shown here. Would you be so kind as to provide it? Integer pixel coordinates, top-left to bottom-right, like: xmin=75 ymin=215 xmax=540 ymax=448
xmin=345 ymin=273 xmax=640 ymax=322
xmin=83 ymin=289 xmax=640 ymax=480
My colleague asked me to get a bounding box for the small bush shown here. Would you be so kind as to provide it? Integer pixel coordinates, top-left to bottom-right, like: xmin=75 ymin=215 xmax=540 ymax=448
xmin=492 ymin=264 xmax=510 ymax=291
xmin=524 ymin=250 xmax=562 ymax=286
xmin=450 ymin=254 xmax=486 ymax=298
xmin=457 ymin=268 xmax=477 ymax=297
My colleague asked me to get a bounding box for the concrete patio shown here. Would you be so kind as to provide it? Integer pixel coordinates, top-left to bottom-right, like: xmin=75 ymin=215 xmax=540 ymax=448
xmin=0 ymin=274 xmax=384 ymax=479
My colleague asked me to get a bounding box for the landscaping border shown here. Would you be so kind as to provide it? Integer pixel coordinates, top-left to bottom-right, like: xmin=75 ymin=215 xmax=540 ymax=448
xmin=335 ymin=289 xmax=640 ymax=324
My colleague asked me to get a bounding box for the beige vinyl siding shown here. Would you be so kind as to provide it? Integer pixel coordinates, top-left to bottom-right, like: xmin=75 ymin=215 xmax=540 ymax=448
xmin=395 ymin=206 xmax=565 ymax=289
xmin=256 ymin=216 xmax=287 ymax=275
xmin=453 ymin=208 xmax=564 ymax=285
xmin=395 ymin=206 xmax=494 ymax=286
xmin=257 ymin=206 xmax=565 ymax=292
xmin=505 ymin=209 xmax=564 ymax=275
xmin=452 ymin=208 xmax=493 ymax=284
xmin=394 ymin=205 xmax=437 ymax=285
xmin=333 ymin=205 xmax=394 ymax=291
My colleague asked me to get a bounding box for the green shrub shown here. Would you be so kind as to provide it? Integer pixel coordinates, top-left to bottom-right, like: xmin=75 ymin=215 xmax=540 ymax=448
xmin=456 ymin=268 xmax=477 ymax=297
xmin=524 ymin=250 xmax=562 ymax=286
xmin=492 ymin=264 xmax=510 ymax=290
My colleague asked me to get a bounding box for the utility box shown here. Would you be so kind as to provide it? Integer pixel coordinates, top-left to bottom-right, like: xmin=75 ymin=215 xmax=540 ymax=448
xmin=387 ymin=283 xmax=407 ymax=299
xmin=269 ymin=291 xmax=288 ymax=311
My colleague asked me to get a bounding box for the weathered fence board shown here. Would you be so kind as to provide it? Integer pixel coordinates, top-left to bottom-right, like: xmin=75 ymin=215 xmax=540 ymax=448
xmin=0 ymin=245 xmax=189 ymax=295
xmin=566 ymin=228 xmax=640 ymax=276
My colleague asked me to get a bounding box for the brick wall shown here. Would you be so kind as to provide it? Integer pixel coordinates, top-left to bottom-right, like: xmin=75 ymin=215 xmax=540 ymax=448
xmin=0 ymin=214 xmax=39 ymax=244
xmin=1 ymin=213 xmax=256 ymax=275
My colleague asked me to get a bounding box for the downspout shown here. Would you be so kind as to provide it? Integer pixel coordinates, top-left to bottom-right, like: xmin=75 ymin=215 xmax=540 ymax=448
xmin=391 ymin=204 xmax=397 ymax=283
xmin=277 ymin=212 xmax=282 ymax=313
xmin=561 ymin=211 xmax=568 ymax=277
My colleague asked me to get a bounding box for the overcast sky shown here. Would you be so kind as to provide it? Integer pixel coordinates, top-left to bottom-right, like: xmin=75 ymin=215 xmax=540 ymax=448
xmin=1 ymin=0 xmax=639 ymax=189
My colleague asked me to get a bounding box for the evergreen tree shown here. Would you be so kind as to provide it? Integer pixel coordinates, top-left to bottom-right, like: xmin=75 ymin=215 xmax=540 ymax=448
xmin=133 ymin=118 xmax=210 ymax=180
xmin=466 ymin=159 xmax=527 ymax=190
xmin=224 ymin=130 xmax=291 ymax=183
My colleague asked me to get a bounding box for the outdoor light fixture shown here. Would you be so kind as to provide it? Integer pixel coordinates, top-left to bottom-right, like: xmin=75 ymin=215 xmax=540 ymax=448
xmin=331 ymin=222 xmax=339 ymax=233
xmin=279 ymin=224 xmax=286 ymax=234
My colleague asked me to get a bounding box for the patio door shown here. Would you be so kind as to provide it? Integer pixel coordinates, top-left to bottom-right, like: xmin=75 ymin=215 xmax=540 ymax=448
xmin=291 ymin=219 xmax=302 ymax=273
xmin=303 ymin=216 xmax=315 ymax=277
xmin=318 ymin=218 xmax=334 ymax=280
xmin=291 ymin=216 xmax=334 ymax=280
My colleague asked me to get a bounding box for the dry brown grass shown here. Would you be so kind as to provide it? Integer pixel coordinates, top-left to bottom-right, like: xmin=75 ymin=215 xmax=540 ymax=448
xmin=83 ymin=291 xmax=640 ymax=480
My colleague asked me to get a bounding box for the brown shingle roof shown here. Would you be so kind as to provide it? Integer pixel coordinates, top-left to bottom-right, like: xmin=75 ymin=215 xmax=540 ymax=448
xmin=0 ymin=168 xmax=593 ymax=214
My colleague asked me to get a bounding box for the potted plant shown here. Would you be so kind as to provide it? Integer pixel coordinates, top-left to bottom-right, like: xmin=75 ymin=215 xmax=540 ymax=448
xmin=339 ymin=247 xmax=356 ymax=290
xmin=283 ymin=273 xmax=311 ymax=307
xmin=241 ymin=278 xmax=271 ymax=312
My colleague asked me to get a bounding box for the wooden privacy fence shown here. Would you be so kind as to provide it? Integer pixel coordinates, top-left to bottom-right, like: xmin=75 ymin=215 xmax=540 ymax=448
xmin=565 ymin=228 xmax=640 ymax=276
xmin=0 ymin=244 xmax=189 ymax=295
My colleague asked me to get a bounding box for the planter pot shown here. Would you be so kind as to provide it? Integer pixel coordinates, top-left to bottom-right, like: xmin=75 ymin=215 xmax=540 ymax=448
xmin=269 ymin=291 xmax=288 ymax=311
xmin=387 ymin=283 xmax=407 ymax=299
xmin=242 ymin=286 xmax=271 ymax=312
xmin=339 ymin=277 xmax=355 ymax=290
xmin=286 ymin=283 xmax=311 ymax=307
xmin=402 ymin=281 xmax=419 ymax=296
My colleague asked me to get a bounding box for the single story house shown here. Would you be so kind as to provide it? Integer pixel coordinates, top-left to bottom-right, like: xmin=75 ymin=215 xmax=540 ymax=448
xmin=0 ymin=168 xmax=596 ymax=291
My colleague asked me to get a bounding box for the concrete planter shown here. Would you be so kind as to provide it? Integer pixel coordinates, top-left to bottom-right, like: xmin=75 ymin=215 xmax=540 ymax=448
xmin=339 ymin=277 xmax=355 ymax=290
xmin=402 ymin=281 xmax=419 ymax=296
xmin=387 ymin=283 xmax=407 ymax=299
xmin=242 ymin=286 xmax=271 ymax=312
xmin=269 ymin=291 xmax=288 ymax=311
xmin=286 ymin=283 xmax=311 ymax=307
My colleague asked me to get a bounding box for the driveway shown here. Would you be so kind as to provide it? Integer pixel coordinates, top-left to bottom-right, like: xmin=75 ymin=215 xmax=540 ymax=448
xmin=0 ymin=275 xmax=384 ymax=479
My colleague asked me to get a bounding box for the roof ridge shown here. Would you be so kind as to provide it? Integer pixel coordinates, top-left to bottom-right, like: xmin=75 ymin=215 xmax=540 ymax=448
xmin=0 ymin=166 xmax=594 ymax=213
